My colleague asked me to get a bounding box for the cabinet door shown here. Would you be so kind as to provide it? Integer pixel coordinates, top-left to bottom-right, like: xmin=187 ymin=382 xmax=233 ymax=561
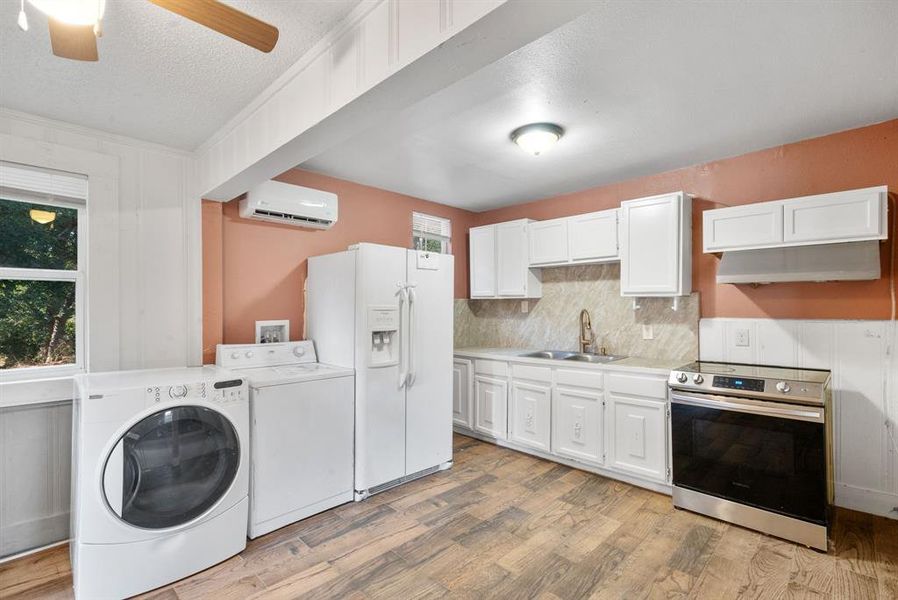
xmin=552 ymin=386 xmax=603 ymax=464
xmin=703 ymin=203 xmax=784 ymax=252
xmin=469 ymin=225 xmax=496 ymax=298
xmin=569 ymin=210 xmax=619 ymax=262
xmin=783 ymin=187 xmax=886 ymax=244
xmin=509 ymin=380 xmax=551 ymax=452
xmin=452 ymin=359 xmax=472 ymax=428
xmin=529 ymin=218 xmax=569 ymax=266
xmin=496 ymin=221 xmax=528 ymax=296
xmin=620 ymin=193 xmax=681 ymax=295
xmin=606 ymin=393 xmax=667 ymax=481
xmin=474 ymin=375 xmax=507 ymax=440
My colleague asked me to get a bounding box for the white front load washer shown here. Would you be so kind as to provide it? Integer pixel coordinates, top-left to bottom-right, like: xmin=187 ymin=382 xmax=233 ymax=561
xmin=216 ymin=341 xmax=355 ymax=539
xmin=72 ymin=366 xmax=249 ymax=599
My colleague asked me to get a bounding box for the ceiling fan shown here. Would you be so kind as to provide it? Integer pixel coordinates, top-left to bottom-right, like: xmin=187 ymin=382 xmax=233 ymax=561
xmin=16 ymin=0 xmax=279 ymax=62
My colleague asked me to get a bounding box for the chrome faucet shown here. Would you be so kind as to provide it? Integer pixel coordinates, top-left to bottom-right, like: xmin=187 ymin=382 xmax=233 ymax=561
xmin=579 ymin=309 xmax=594 ymax=354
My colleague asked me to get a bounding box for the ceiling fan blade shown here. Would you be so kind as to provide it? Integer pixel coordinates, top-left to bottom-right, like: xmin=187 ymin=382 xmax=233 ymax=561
xmin=48 ymin=18 xmax=98 ymax=61
xmin=147 ymin=0 xmax=279 ymax=53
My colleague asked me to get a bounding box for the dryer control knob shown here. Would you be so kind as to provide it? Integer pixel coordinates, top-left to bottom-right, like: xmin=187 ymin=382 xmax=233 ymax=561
xmin=245 ymin=351 xmax=255 ymax=359
xmin=293 ymin=346 xmax=306 ymax=357
xmin=776 ymin=381 xmax=791 ymax=394
xmin=230 ymin=352 xmax=240 ymax=360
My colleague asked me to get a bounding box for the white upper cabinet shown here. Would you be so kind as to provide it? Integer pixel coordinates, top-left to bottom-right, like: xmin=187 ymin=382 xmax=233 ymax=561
xmin=469 ymin=225 xmax=497 ymax=298
xmin=702 ymin=186 xmax=887 ymax=252
xmin=569 ymin=209 xmax=619 ymax=263
xmin=527 ymin=209 xmax=619 ymax=267
xmin=783 ymin=186 xmax=887 ymax=244
xmin=470 ymin=220 xmax=541 ymax=299
xmin=620 ymin=192 xmax=692 ymax=297
xmin=703 ymin=203 xmax=784 ymax=252
xmin=529 ymin=218 xmax=570 ymax=266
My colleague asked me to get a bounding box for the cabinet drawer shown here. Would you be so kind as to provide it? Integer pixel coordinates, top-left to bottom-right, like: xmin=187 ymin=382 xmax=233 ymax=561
xmin=607 ymin=373 xmax=667 ymax=399
xmin=555 ymin=368 xmax=603 ymax=390
xmin=512 ymin=363 xmax=552 ymax=383
xmin=474 ymin=359 xmax=508 ymax=377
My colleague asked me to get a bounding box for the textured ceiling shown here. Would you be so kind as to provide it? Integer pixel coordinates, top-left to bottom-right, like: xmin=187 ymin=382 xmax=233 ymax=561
xmin=0 ymin=0 xmax=360 ymax=149
xmin=302 ymin=0 xmax=898 ymax=211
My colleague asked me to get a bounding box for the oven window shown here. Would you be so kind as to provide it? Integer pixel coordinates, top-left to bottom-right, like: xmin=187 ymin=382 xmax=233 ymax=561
xmin=672 ymin=402 xmax=826 ymax=523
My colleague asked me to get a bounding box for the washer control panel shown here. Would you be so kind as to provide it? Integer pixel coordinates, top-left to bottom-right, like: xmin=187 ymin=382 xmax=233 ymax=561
xmin=216 ymin=341 xmax=317 ymax=369
xmin=145 ymin=379 xmax=245 ymax=405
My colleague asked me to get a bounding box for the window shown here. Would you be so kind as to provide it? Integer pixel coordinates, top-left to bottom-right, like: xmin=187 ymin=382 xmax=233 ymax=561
xmin=412 ymin=212 xmax=452 ymax=254
xmin=0 ymin=162 xmax=87 ymax=377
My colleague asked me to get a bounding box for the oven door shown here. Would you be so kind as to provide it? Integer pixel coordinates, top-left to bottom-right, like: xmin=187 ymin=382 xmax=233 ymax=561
xmin=671 ymin=390 xmax=827 ymax=524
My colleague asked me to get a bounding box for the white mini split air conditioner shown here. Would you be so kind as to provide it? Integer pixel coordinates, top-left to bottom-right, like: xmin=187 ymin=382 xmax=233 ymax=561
xmin=239 ymin=180 xmax=338 ymax=229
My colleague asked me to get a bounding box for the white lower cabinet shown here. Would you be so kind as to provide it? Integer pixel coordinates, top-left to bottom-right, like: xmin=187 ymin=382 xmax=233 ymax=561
xmin=552 ymin=386 xmax=603 ymax=465
xmin=473 ymin=374 xmax=508 ymax=440
xmin=605 ymin=392 xmax=667 ymax=482
xmin=452 ymin=359 xmax=472 ymax=428
xmin=509 ymin=380 xmax=551 ymax=452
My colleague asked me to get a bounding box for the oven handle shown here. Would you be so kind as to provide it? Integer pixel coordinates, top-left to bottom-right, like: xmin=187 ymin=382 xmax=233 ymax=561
xmin=670 ymin=391 xmax=824 ymax=423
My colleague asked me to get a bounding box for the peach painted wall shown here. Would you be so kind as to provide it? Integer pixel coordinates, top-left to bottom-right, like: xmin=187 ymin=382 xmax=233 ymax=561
xmin=202 ymin=170 xmax=475 ymax=362
xmin=471 ymin=119 xmax=898 ymax=320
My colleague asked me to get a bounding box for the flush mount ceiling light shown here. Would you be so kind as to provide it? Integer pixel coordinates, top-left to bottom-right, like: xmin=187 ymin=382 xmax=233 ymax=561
xmin=510 ymin=122 xmax=564 ymax=156
xmin=27 ymin=0 xmax=106 ymax=26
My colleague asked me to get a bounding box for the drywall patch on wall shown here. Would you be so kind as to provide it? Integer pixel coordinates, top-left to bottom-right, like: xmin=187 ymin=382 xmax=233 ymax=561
xmin=454 ymin=263 xmax=699 ymax=362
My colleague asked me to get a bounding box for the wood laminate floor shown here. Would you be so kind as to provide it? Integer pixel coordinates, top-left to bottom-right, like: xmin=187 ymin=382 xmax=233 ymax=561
xmin=2 ymin=434 xmax=897 ymax=599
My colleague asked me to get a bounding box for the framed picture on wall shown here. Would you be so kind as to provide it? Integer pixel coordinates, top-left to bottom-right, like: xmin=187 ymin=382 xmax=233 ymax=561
xmin=255 ymin=320 xmax=289 ymax=344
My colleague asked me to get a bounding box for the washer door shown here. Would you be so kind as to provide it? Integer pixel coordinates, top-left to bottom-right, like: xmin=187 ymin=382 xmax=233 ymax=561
xmin=103 ymin=405 xmax=240 ymax=529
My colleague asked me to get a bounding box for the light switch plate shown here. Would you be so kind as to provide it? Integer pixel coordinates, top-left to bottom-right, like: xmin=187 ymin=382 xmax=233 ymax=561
xmin=642 ymin=325 xmax=654 ymax=340
xmin=521 ymin=300 xmax=529 ymax=314
xmin=735 ymin=328 xmax=750 ymax=347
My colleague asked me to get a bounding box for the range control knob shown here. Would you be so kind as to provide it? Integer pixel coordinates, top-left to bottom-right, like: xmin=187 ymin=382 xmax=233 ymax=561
xmin=245 ymin=351 xmax=255 ymax=359
xmin=693 ymin=374 xmax=704 ymax=384
xmin=776 ymin=381 xmax=791 ymax=394
xmin=293 ymin=346 xmax=306 ymax=357
xmin=169 ymin=385 xmax=188 ymax=399
xmin=230 ymin=352 xmax=240 ymax=360
xmin=676 ymin=372 xmax=688 ymax=384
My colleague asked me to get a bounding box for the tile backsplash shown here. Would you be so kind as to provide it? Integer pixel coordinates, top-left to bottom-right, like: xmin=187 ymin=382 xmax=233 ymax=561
xmin=454 ymin=263 xmax=699 ymax=362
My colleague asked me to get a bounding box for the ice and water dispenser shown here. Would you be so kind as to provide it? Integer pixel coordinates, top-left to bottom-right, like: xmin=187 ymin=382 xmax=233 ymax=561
xmin=368 ymin=306 xmax=399 ymax=366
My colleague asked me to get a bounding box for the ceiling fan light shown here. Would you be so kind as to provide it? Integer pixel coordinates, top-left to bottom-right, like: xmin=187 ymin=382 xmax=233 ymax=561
xmin=510 ymin=123 xmax=564 ymax=156
xmin=17 ymin=0 xmax=28 ymax=31
xmin=28 ymin=0 xmax=105 ymax=26
xmin=30 ymin=209 xmax=56 ymax=224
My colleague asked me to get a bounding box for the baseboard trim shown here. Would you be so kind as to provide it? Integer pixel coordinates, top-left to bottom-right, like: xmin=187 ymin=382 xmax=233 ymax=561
xmin=835 ymin=483 xmax=898 ymax=520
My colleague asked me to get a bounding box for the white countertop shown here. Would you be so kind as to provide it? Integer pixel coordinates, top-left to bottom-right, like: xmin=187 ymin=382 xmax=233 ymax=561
xmin=453 ymin=347 xmax=685 ymax=376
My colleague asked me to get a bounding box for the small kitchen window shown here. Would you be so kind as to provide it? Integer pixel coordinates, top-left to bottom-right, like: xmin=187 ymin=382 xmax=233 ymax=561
xmin=412 ymin=212 xmax=452 ymax=254
xmin=0 ymin=161 xmax=87 ymax=379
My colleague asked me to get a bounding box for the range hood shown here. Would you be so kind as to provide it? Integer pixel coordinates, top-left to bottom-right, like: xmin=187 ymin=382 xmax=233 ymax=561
xmin=716 ymin=241 xmax=881 ymax=284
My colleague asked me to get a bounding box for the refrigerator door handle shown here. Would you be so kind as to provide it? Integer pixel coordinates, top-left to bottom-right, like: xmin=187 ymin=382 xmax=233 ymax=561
xmin=406 ymin=284 xmax=417 ymax=387
xmin=396 ymin=283 xmax=408 ymax=389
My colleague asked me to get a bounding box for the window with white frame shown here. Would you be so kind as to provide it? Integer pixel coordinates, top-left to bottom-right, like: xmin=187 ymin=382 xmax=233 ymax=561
xmin=412 ymin=212 xmax=452 ymax=254
xmin=0 ymin=162 xmax=87 ymax=376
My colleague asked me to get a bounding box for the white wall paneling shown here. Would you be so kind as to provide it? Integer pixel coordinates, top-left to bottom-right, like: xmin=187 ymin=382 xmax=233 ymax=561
xmin=0 ymin=401 xmax=72 ymax=557
xmin=700 ymin=318 xmax=898 ymax=519
xmin=195 ymin=0 xmax=595 ymax=201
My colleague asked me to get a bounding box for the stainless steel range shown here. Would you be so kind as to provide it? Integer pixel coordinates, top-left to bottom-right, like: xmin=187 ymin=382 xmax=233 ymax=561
xmin=668 ymin=361 xmax=833 ymax=551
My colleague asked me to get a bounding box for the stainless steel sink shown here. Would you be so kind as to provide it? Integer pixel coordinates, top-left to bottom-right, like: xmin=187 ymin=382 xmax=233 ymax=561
xmin=519 ymin=350 xmax=577 ymax=360
xmin=518 ymin=350 xmax=627 ymax=363
xmin=563 ymin=353 xmax=628 ymax=363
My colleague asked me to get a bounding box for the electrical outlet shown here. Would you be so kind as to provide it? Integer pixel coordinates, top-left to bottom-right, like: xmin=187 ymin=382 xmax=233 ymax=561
xmin=735 ymin=328 xmax=750 ymax=347
xmin=521 ymin=300 xmax=529 ymax=314
xmin=642 ymin=325 xmax=654 ymax=340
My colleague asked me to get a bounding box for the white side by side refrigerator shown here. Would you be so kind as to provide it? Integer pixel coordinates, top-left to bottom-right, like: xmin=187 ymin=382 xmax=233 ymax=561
xmin=306 ymin=243 xmax=454 ymax=498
